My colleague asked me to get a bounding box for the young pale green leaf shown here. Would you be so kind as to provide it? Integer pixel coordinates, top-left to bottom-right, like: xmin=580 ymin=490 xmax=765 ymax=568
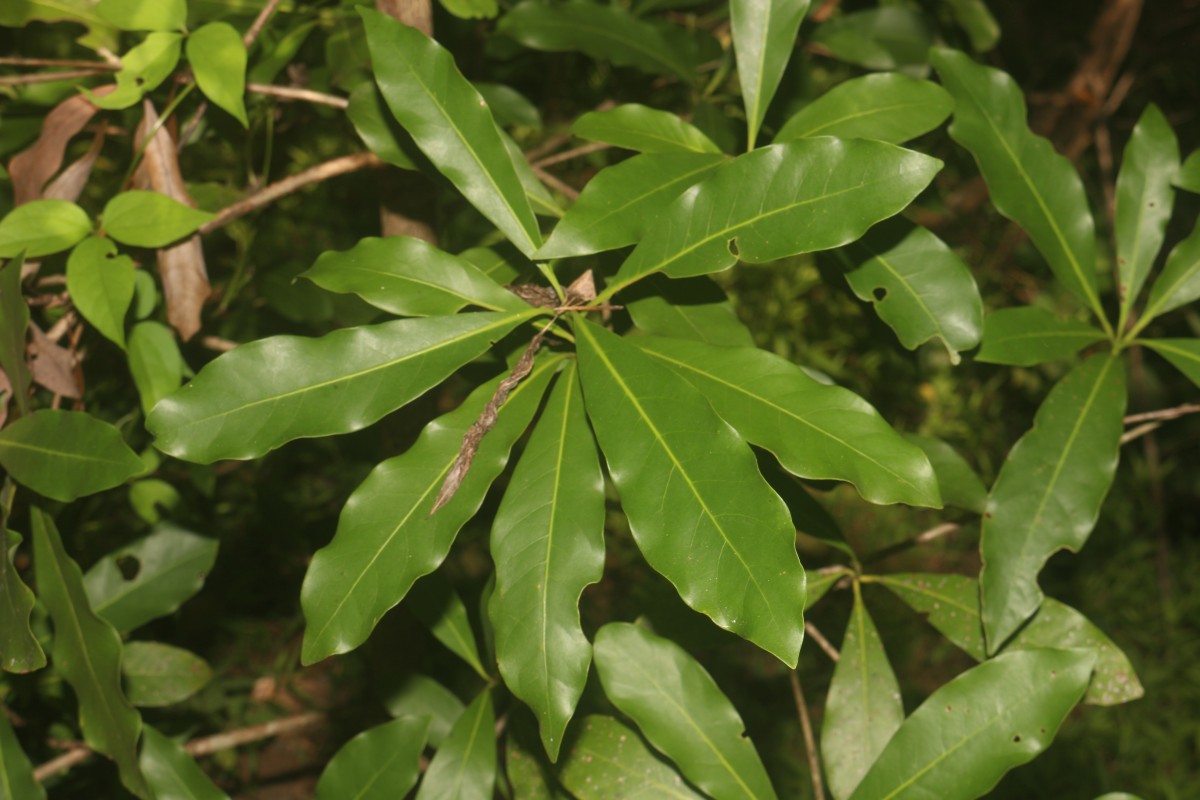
xmin=498 ymin=1 xmax=696 ymax=81
xmin=571 ymin=105 xmax=720 ymax=155
xmin=730 ymin=0 xmax=809 ymax=147
xmin=303 ymin=236 xmax=527 ymax=317
xmin=575 ymin=322 xmax=806 ymax=665
xmin=634 ymin=336 xmax=940 ymax=507
xmin=1177 ymin=150 xmax=1200 ymax=193
xmin=0 ymin=410 xmax=143 ymax=502
xmin=608 ymin=139 xmax=941 ymax=294
xmin=31 ymin=509 xmax=150 ymax=799
xmin=775 ymin=73 xmax=953 ymax=145
xmin=839 ymin=221 xmax=983 ymax=362
xmin=300 ymin=357 xmax=560 ymax=665
xmin=902 ymin=434 xmax=987 ymax=514
xmin=1 ymin=524 xmax=44 ymax=673
xmin=123 ymin=641 xmax=213 ymax=707
xmin=0 ymin=255 xmax=31 ymax=415
xmin=1115 ymin=104 xmax=1178 ymax=323
xmin=187 ymin=22 xmax=248 ymax=126
xmin=847 ymin=648 xmax=1095 ymax=800
xmin=408 ymin=572 xmax=488 ymax=679
xmin=812 ymin=7 xmax=933 ymax=74
xmin=83 ymin=525 xmax=218 ymax=634
xmin=1139 ymin=216 xmax=1200 ymax=326
xmin=976 ymin=307 xmax=1107 ymax=366
xmin=315 ymin=717 xmax=429 ymax=800
xmin=346 ymin=83 xmax=421 ymax=171
xmin=414 ymin=690 xmax=496 ymax=800
xmin=0 ymin=709 xmax=46 ymax=800
xmin=932 ymin=49 xmax=1106 ymax=325
xmin=1143 ymin=339 xmax=1200 ymax=388
xmin=66 ymin=237 xmax=135 ymax=349
xmin=102 ymin=191 xmax=213 ymax=248
xmin=382 ymin=674 xmax=464 ymax=747
xmin=0 ymin=200 xmax=92 ymax=258
xmin=981 ymin=355 xmax=1126 ymax=652
xmin=490 ymin=363 xmax=605 ymax=760
xmin=90 ymin=32 xmax=182 ymax=110
xmin=593 ymin=623 xmax=778 ymax=800
xmin=97 ymin=0 xmax=185 ymax=31
xmin=625 ymin=275 xmax=756 ymax=348
xmin=441 ymin=0 xmax=499 ymax=21
xmin=822 ymin=586 xmax=903 ymax=800
xmin=944 ymin=0 xmax=999 ymax=50
xmin=361 ymin=7 xmax=542 ymax=257
xmin=559 ymin=715 xmax=706 ymax=799
xmin=128 ymin=321 xmax=186 ymax=416
xmin=148 ymin=310 xmax=537 ymax=463
xmin=535 ymin=153 xmax=725 ymax=259
xmin=140 ymin=726 xmax=229 ymax=800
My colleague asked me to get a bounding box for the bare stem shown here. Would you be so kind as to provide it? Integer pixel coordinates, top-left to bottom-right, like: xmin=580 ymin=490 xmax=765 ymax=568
xmin=789 ymin=671 xmax=827 ymax=800
xmin=0 ymin=57 xmax=118 ymax=70
xmin=242 ymin=0 xmax=283 ymax=48
xmin=0 ymin=69 xmax=107 ymax=87
xmin=1124 ymin=403 xmax=1200 ymax=425
xmin=531 ymin=141 xmax=610 ymax=168
xmin=805 ymin=621 xmax=840 ymax=663
xmin=247 ymin=83 xmax=349 ymax=109
xmin=530 ymin=165 xmax=580 ymax=201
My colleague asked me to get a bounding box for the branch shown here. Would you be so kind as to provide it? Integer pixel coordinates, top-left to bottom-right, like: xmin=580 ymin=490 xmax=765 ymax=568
xmin=531 ymin=141 xmax=610 ymax=169
xmin=789 ymin=671 xmax=826 ymax=800
xmin=862 ymin=522 xmax=961 ymax=565
xmin=1124 ymin=403 xmax=1200 ymax=425
xmin=0 ymin=69 xmax=108 ymax=87
xmin=0 ymin=57 xmax=118 ymax=70
xmin=242 ymin=0 xmax=283 ymax=48
xmin=530 ymin=165 xmax=580 ymax=201
xmin=805 ymin=621 xmax=840 ymax=663
xmin=247 ymin=82 xmax=349 ymax=109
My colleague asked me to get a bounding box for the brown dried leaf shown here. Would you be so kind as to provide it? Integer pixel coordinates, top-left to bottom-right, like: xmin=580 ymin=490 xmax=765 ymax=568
xmin=8 ymin=89 xmax=111 ymax=205
xmin=566 ymin=269 xmax=596 ymax=303
xmin=43 ymin=127 xmax=107 ymax=203
xmin=28 ymin=323 xmax=82 ymax=399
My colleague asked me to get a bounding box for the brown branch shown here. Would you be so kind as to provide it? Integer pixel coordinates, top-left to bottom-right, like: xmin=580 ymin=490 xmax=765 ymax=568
xmin=200 ymin=335 xmax=239 ymax=352
xmin=32 ymin=747 xmax=91 ymax=782
xmin=242 ymin=0 xmax=283 ymax=48
xmin=0 ymin=69 xmax=107 ymax=87
xmin=862 ymin=522 xmax=962 ymax=566
xmin=247 ymin=83 xmax=349 ymax=109
xmin=523 ymin=132 xmax=573 ymax=163
xmin=789 ymin=671 xmax=826 ymax=800
xmin=0 ymin=57 xmax=118 ymax=70
xmin=530 ymin=165 xmax=580 ymax=202
xmin=805 ymin=621 xmax=839 ymax=663
xmin=1120 ymin=421 xmax=1161 ymax=445
xmin=1124 ymin=403 xmax=1200 ymax=425
xmin=531 ymin=141 xmax=610 ymax=169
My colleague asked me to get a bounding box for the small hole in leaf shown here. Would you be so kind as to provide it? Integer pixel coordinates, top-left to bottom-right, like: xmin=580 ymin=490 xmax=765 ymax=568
xmin=728 ymin=238 xmax=740 ymax=257
xmin=135 ymin=77 xmax=145 ymax=87
xmin=984 ymin=512 xmax=993 ymax=519
xmin=872 ymin=287 xmax=887 ymax=301
xmin=1012 ymin=734 xmax=1022 ymax=744
xmin=116 ymin=555 xmax=140 ymax=581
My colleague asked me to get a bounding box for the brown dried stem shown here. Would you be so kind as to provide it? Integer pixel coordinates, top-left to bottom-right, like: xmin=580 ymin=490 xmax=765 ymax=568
xmin=531 ymin=141 xmax=611 ymax=169
xmin=0 ymin=57 xmax=118 ymax=70
xmin=789 ymin=670 xmax=827 ymax=800
xmin=242 ymin=0 xmax=283 ymax=48
xmin=805 ymin=621 xmax=840 ymax=663
xmin=0 ymin=69 xmax=108 ymax=87
xmin=1123 ymin=403 xmax=1200 ymax=425
xmin=530 ymin=165 xmax=580 ymax=201
xmin=247 ymin=83 xmax=349 ymax=109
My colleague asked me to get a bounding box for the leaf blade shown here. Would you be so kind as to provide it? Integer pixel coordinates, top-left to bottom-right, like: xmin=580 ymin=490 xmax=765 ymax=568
xmin=315 ymin=717 xmax=429 ymax=800
xmin=414 ymin=690 xmax=496 ymax=800
xmin=66 ymin=236 xmax=135 ymax=349
xmin=187 ymin=22 xmax=248 ymax=126
xmin=731 ymin=0 xmax=810 ymax=147
xmin=559 ymin=715 xmax=706 ymax=799
xmin=101 ymin=191 xmax=214 ymax=248
xmin=775 ymin=73 xmax=953 ymax=145
xmin=976 ymin=307 xmax=1107 ymax=366
xmin=571 ymin=105 xmax=720 ymax=154
xmin=0 ymin=410 xmax=144 ymax=502
xmin=0 ymin=200 xmax=92 ymax=258
xmin=140 ymin=726 xmax=229 ymax=800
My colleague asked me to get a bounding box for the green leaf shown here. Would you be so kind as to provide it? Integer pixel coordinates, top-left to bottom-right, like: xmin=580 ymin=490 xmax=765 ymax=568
xmin=140 ymin=726 xmax=229 ymax=800
xmin=536 ymin=154 xmax=725 ymax=259
xmin=821 ymin=586 xmax=903 ymax=800
xmin=847 ymin=648 xmax=1095 ymax=800
xmin=0 ymin=709 xmax=45 ymax=800
xmin=89 ymin=32 xmax=183 ymax=110
xmin=1139 ymin=215 xmax=1200 ymax=326
xmin=902 ymin=434 xmax=987 ymax=514
xmin=408 ymin=572 xmax=488 ymax=679
xmin=506 ymin=716 xmax=567 ymax=799
xmin=1176 ymin=150 xmax=1200 ymax=193
xmin=346 ymin=83 xmax=421 ymax=171
xmin=315 ymin=717 xmax=429 ymax=800
xmin=625 ymin=275 xmax=756 ymax=348
xmin=66 ymin=237 xmax=135 ymax=349
xmin=0 ymin=200 xmax=92 ymax=258
xmin=498 ymin=1 xmax=696 ymax=82
xmin=459 ymin=245 xmax=530 ymax=286
xmin=839 ymin=221 xmax=983 ymax=362
xmin=575 ymin=322 xmax=806 ymax=665
xmin=945 ymin=0 xmax=1000 ymax=51
xmin=0 ymin=410 xmax=144 ymax=502
xmin=303 ymin=237 xmax=527 ymax=316
xmin=634 ymin=336 xmax=940 ymax=507
xmin=804 ymin=569 xmax=844 ymax=611
xmin=502 ymin=129 xmax=564 ymax=219
xmin=97 ymin=0 xmax=186 ymax=31
xmin=559 ymin=715 xmax=706 ymax=799
xmin=490 ymin=363 xmax=605 ymax=760
xmin=608 ymin=139 xmax=941 ymax=293
xmin=976 ymin=307 xmax=1107 ymax=366
xmin=812 ymin=8 xmax=933 ymax=74
xmin=300 ymin=356 xmax=560 ymax=665
xmin=0 ymin=255 xmax=31 ymax=416
xmin=1115 ymin=104 xmax=1178 ymax=324
xmin=1143 ymin=338 xmax=1200 ymax=388
xmin=593 ymin=623 xmax=778 ymax=800
xmin=128 ymin=321 xmax=187 ymax=416
xmin=382 ymin=674 xmax=464 ymax=747
xmin=361 ymin=7 xmax=542 ymax=257
xmin=83 ymin=525 xmax=219 ymax=634
xmin=876 ymin=573 xmax=986 ymax=659
xmin=129 ymin=479 xmax=181 ymax=525
xmin=731 ymin=0 xmax=809 ymax=147
xmin=102 ymin=191 xmax=214 ymax=249
xmin=474 ymin=83 xmax=541 ymax=129
xmin=775 ymin=73 xmax=952 ymax=145
xmin=148 ymin=310 xmax=537 ymax=464
xmin=187 ymin=22 xmax=249 ymax=126
xmin=31 ymin=509 xmax=150 ymax=799
xmin=0 ymin=0 xmax=118 ymax=50
xmin=980 ymin=354 xmax=1126 ymax=651
xmin=931 ymin=49 xmax=1106 ymax=326
xmin=571 ymin=105 xmax=720 ymax=155
xmin=1 ymin=523 xmax=44 ymax=673
xmin=123 ymin=641 xmax=213 ymax=707
xmin=414 ymin=690 xmax=496 ymax=800
xmin=441 ymin=0 xmax=498 ymax=21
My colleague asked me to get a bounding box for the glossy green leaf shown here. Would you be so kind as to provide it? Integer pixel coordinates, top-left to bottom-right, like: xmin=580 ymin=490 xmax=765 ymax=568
xmin=300 ymin=357 xmax=560 ymax=664
xmin=187 ymin=22 xmax=248 ymax=126
xmin=932 ymin=49 xmax=1105 ymax=324
xmin=731 ymin=0 xmax=809 ymax=147
xmin=83 ymin=525 xmax=219 ymax=634
xmin=945 ymin=0 xmax=1000 ymax=51
xmin=361 ymin=7 xmax=542 ymax=257
xmin=502 ymin=128 xmax=565 ymax=219
xmin=441 ymin=0 xmax=498 ymax=21
xmin=0 ymin=410 xmax=143 ymax=502
xmin=102 ymin=191 xmax=213 ymax=249
xmin=1176 ymin=150 xmax=1200 ymax=193
xmin=1115 ymin=104 xmax=1178 ymax=322
xmin=1 ymin=522 xmax=44 ymax=674
xmin=128 ymin=321 xmax=186 ymax=416
xmin=31 ymin=509 xmax=150 ymax=799
xmin=0 ymin=709 xmax=45 ymax=800
xmin=459 ymin=245 xmax=530 ymax=286
xmin=812 ymin=8 xmax=932 ymax=74
xmin=148 ymin=310 xmax=536 ymax=463
xmin=1140 ymin=215 xmax=1200 ymax=325
xmin=506 ymin=716 xmax=567 ymax=799
xmin=382 ymin=673 xmax=464 ymax=747
xmin=315 ymin=717 xmax=429 ymax=800
xmin=822 ymin=586 xmax=903 ymax=800
xmin=634 ymin=336 xmax=940 ymax=507
xmin=758 ymin=455 xmax=849 ymax=554
xmin=499 ymin=1 xmax=696 ymax=81
xmin=876 ymin=573 xmax=986 ymax=659
xmin=0 ymin=200 xmax=92 ymax=258
xmin=608 ymin=139 xmax=941 ymax=293
xmin=475 ymin=83 xmax=541 ymax=130
xmin=490 ymin=363 xmax=605 ymax=760
xmin=593 ymin=623 xmax=778 ymax=800
xmin=1143 ymin=339 xmax=1200 ymax=388
xmin=625 ymin=275 xmax=756 ymax=348
xmin=572 ymin=105 xmax=720 ymax=155
xmin=346 ymin=82 xmax=421 ymax=171
xmin=536 ymin=153 xmax=725 ymax=259
xmin=980 ymin=354 xmax=1126 ymax=651
xmin=902 ymin=434 xmax=987 ymax=514
xmin=97 ymin=0 xmax=185 ymax=31
xmin=414 ymin=690 xmax=496 ymax=800
xmin=66 ymin=237 xmax=135 ymax=349
xmin=123 ymin=641 xmax=213 ymax=707
xmin=0 ymin=255 xmax=31 ymax=416
xmin=89 ymin=32 xmax=182 ymax=110
xmin=408 ymin=572 xmax=488 ymax=679
xmin=839 ymin=221 xmax=983 ymax=362
xmin=847 ymin=648 xmax=1095 ymax=800
xmin=559 ymin=715 xmax=706 ymax=799
xmin=775 ymin=73 xmax=952 ymax=145
xmin=129 ymin=478 xmax=181 ymax=525
xmin=575 ymin=322 xmax=806 ymax=664
xmin=976 ymin=307 xmax=1107 ymax=366
xmin=304 ymin=237 xmax=526 ymax=317
xmin=140 ymin=726 xmax=228 ymax=800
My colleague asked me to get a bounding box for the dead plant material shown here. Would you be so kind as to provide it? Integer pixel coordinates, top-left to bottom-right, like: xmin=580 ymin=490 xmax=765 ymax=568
xmin=28 ymin=322 xmax=81 ymax=400
xmin=43 ymin=125 xmax=106 ymax=203
xmin=8 ymin=90 xmax=109 ymax=205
